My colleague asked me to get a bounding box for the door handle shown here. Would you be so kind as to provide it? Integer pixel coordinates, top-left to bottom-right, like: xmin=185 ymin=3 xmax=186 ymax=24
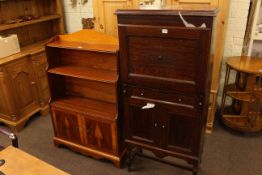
xmin=141 ymin=103 xmax=155 ymax=109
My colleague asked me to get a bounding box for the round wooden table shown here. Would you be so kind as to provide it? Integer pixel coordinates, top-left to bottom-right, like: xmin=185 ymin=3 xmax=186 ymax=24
xmin=221 ymin=56 xmax=262 ymax=132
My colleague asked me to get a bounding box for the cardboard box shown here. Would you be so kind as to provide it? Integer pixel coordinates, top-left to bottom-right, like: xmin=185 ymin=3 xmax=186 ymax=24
xmin=0 ymin=34 xmax=20 ymax=59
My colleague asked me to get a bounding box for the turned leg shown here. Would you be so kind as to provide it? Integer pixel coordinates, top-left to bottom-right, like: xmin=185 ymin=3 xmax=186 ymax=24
xmin=192 ymin=160 xmax=199 ymax=175
xmin=126 ymin=147 xmax=140 ymax=172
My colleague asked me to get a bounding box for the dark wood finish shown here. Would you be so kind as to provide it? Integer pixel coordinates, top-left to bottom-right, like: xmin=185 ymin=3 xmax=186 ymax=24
xmin=221 ymin=56 xmax=262 ymax=133
xmin=117 ymin=8 xmax=216 ymax=175
xmin=0 ymin=0 xmax=64 ymax=132
xmin=46 ymin=30 xmax=124 ymax=168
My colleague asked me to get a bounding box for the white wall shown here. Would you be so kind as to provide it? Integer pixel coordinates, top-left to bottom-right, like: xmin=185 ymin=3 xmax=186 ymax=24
xmin=217 ymin=0 xmax=251 ymax=104
xmin=63 ymin=0 xmax=94 ymax=33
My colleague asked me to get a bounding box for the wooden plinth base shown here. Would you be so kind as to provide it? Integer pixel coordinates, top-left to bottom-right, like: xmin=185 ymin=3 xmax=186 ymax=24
xmin=53 ymin=137 xmax=125 ymax=168
xmin=0 ymin=106 xmax=50 ymax=132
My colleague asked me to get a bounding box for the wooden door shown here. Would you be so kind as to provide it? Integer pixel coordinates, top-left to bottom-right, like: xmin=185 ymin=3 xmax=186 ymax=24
xmin=5 ymin=58 xmax=39 ymax=120
xmin=51 ymin=107 xmax=84 ymax=145
xmin=164 ymin=108 xmax=201 ymax=156
xmin=123 ymin=95 xmax=157 ymax=146
xmin=93 ymin=0 xmax=138 ymax=36
xmin=118 ymin=25 xmax=212 ymax=94
xmin=82 ymin=116 xmax=117 ymax=154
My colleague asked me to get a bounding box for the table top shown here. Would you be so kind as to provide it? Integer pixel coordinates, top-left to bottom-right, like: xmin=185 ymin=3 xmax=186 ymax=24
xmin=0 ymin=146 xmax=69 ymax=175
xmin=226 ymin=56 xmax=262 ymax=75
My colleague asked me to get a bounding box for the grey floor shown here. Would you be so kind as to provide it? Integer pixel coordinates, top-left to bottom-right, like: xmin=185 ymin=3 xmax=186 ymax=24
xmin=0 ymin=113 xmax=261 ymax=175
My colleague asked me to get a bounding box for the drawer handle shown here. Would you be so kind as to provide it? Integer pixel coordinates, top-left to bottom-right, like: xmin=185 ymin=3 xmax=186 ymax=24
xmin=141 ymin=103 xmax=155 ymax=109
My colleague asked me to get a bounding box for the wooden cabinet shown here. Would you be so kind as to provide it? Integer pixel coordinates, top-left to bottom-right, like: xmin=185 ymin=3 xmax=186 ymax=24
xmin=0 ymin=0 xmax=64 ymax=131
xmin=0 ymin=52 xmax=51 ymax=131
xmin=117 ymin=7 xmax=216 ymax=175
xmin=221 ymin=56 xmax=262 ymax=132
xmin=46 ymin=30 xmax=124 ymax=168
xmin=93 ymin=0 xmax=230 ymax=133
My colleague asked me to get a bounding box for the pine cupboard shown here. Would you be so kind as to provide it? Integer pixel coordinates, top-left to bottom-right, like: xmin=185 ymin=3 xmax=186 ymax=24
xmin=0 ymin=0 xmax=64 ymax=131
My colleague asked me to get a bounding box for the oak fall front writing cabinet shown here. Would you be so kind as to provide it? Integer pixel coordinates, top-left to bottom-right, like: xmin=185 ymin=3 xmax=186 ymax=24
xmin=116 ymin=7 xmax=216 ymax=174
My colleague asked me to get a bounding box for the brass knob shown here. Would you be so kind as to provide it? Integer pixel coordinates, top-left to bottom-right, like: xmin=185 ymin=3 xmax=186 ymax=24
xmin=100 ymin=24 xmax=104 ymax=29
xmin=31 ymin=81 xmax=36 ymax=85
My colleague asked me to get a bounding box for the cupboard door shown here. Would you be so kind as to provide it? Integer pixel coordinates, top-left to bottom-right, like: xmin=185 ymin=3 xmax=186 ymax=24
xmin=123 ymin=95 xmax=157 ymax=146
xmin=51 ymin=107 xmax=84 ymax=145
xmin=82 ymin=116 xmax=117 ymax=154
xmin=165 ymin=108 xmax=201 ymax=156
xmin=0 ymin=67 xmax=16 ymax=117
xmin=5 ymin=58 xmax=39 ymax=119
xmin=119 ymin=25 xmax=212 ymax=94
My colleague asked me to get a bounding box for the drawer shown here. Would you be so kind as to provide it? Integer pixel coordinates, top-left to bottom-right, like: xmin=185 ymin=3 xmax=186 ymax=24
xmin=119 ymin=25 xmax=212 ymax=94
xmin=123 ymin=86 xmax=203 ymax=117
xmin=130 ymin=86 xmax=196 ymax=108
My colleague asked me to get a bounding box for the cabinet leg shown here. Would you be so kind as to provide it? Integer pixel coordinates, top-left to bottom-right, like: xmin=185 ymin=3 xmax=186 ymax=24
xmin=126 ymin=147 xmax=140 ymax=172
xmin=113 ymin=160 xmax=121 ymax=168
xmin=192 ymin=160 xmax=199 ymax=175
xmin=126 ymin=149 xmax=133 ymax=172
xmin=40 ymin=106 xmax=50 ymax=117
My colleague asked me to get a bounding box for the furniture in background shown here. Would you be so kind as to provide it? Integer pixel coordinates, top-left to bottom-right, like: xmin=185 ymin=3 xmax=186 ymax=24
xmin=243 ymin=0 xmax=262 ymax=56
xmin=93 ymin=0 xmax=230 ymax=133
xmin=221 ymin=56 xmax=262 ymax=132
xmin=46 ymin=30 xmax=124 ymax=168
xmin=0 ymin=146 xmax=69 ymax=175
xmin=117 ymin=7 xmax=216 ymax=175
xmin=0 ymin=0 xmax=64 ymax=132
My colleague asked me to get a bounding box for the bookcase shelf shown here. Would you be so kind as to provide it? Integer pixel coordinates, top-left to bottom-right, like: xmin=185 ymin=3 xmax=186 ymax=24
xmin=48 ymin=66 xmax=118 ymax=83
xmin=0 ymin=15 xmax=61 ymax=32
xmin=51 ymin=96 xmax=117 ymax=121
